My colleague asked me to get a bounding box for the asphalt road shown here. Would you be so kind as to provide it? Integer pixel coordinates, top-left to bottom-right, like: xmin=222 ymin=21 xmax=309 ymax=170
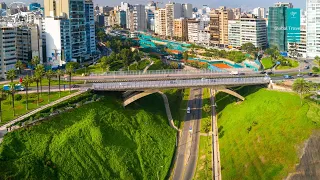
xmin=173 ymin=88 xmax=202 ymax=180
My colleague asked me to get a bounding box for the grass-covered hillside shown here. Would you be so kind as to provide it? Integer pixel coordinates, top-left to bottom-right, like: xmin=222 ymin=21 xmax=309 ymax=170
xmin=216 ymin=87 xmax=320 ymax=180
xmin=0 ymin=90 xmax=184 ymax=179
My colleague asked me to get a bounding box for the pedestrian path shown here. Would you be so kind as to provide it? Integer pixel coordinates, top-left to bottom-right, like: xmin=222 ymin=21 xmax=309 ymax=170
xmin=0 ymin=90 xmax=86 ymax=144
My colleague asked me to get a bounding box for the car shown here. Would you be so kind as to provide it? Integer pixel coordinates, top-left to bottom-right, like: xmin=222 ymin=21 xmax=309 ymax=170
xmin=308 ymin=72 xmax=314 ymax=76
xmin=239 ymin=72 xmax=246 ymax=75
xmin=187 ymin=107 xmax=191 ymax=114
xmin=267 ymin=72 xmax=273 ymax=75
xmin=260 ymin=71 xmax=266 ymax=74
xmin=312 ymin=74 xmax=319 ymax=77
xmin=72 ymin=84 xmax=80 ymax=88
xmin=304 ymin=65 xmax=310 ymax=70
xmin=297 ymin=74 xmax=304 ymax=77
xmin=230 ymin=71 xmax=239 ymax=75
xmin=283 ymin=75 xmax=294 ymax=79
xmin=304 ymin=60 xmax=308 ymax=63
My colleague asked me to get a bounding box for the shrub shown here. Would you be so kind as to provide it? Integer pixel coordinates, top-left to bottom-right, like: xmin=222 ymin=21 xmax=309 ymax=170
xmin=312 ymin=67 xmax=319 ymax=72
xmin=34 ymin=113 xmax=41 ymax=120
xmin=15 ymin=94 xmax=22 ymax=101
xmin=92 ymin=94 xmax=98 ymax=101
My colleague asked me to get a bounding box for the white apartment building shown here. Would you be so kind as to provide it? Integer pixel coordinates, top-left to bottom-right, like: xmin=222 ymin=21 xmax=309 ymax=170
xmin=306 ymin=0 xmax=320 ymax=58
xmin=228 ymin=20 xmax=241 ymax=47
xmin=45 ymin=17 xmax=71 ymax=67
xmin=240 ymin=17 xmax=267 ymax=48
xmin=188 ymin=20 xmax=200 ymax=43
xmin=0 ymin=26 xmax=17 ymax=79
xmin=198 ymin=30 xmax=210 ymax=45
xmin=228 ymin=16 xmax=267 ymax=48
xmin=253 ymin=7 xmax=266 ymax=18
xmin=155 ymin=8 xmax=166 ymax=36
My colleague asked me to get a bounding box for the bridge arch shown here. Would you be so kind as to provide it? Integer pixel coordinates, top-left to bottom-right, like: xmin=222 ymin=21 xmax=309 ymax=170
xmin=123 ymin=90 xmax=179 ymax=131
xmin=217 ymin=88 xmax=245 ymax=101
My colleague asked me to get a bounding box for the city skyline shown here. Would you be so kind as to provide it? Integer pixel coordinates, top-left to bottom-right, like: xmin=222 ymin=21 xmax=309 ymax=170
xmin=3 ymin=0 xmax=306 ymax=10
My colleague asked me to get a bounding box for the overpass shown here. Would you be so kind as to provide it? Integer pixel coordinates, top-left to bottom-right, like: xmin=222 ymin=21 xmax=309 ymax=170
xmin=92 ymin=76 xmax=270 ymax=91
xmin=73 ymin=69 xmax=262 ymax=82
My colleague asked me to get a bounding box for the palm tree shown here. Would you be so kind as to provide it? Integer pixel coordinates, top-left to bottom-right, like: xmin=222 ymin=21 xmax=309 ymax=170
xmin=31 ymin=56 xmax=40 ymax=73
xmin=22 ymin=75 xmax=32 ymax=110
xmin=9 ymin=83 xmax=16 ymax=117
xmin=66 ymin=63 xmax=74 ymax=93
xmin=15 ymin=60 xmax=23 ymax=75
xmin=6 ymin=69 xmax=16 ymax=83
xmin=0 ymin=89 xmax=5 ymax=123
xmin=33 ymin=73 xmax=41 ymax=106
xmin=292 ymin=78 xmax=311 ymax=106
xmin=35 ymin=64 xmax=45 ymax=95
xmin=56 ymin=69 xmax=64 ymax=97
xmin=45 ymin=70 xmax=55 ymax=102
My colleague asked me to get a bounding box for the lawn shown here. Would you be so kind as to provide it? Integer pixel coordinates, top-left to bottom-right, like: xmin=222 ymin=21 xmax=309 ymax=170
xmin=75 ymin=64 xmax=104 ymax=75
xmin=0 ymin=91 xmax=76 ymax=126
xmin=216 ymin=87 xmax=320 ymax=179
xmin=276 ymin=59 xmax=299 ymax=70
xmin=261 ymin=57 xmax=274 ymax=69
xmin=129 ymin=60 xmax=151 ymax=71
xmin=0 ymin=90 xmax=183 ymax=179
xmin=194 ymin=136 xmax=213 ymax=180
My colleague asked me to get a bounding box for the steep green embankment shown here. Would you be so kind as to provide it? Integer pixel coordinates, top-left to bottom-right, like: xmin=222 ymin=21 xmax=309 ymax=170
xmin=0 ymin=90 xmax=184 ymax=179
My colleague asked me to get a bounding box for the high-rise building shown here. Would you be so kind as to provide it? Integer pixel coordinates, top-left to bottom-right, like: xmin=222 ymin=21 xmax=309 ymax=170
xmin=228 ymin=20 xmax=241 ymax=47
xmin=268 ymin=2 xmax=298 ymax=52
xmin=0 ymin=26 xmax=17 ymax=79
xmin=29 ymin=3 xmax=41 ymax=11
xmin=0 ymin=2 xmax=6 ymax=10
xmin=146 ymin=9 xmax=154 ymax=31
xmin=232 ymin=8 xmax=241 ymax=19
xmin=182 ymin=4 xmax=192 ymax=18
xmin=127 ymin=5 xmax=146 ymax=31
xmin=117 ymin=10 xmax=126 ymax=28
xmin=188 ymin=19 xmax=200 ymax=43
xmin=174 ymin=18 xmax=188 ymax=41
xmin=253 ymin=7 xmax=266 ymax=18
xmin=209 ymin=7 xmax=234 ymax=47
xmin=85 ymin=0 xmax=96 ymax=55
xmin=306 ymin=0 xmax=320 ymax=58
xmin=240 ymin=15 xmax=267 ymax=48
xmin=154 ymin=8 xmax=166 ymax=36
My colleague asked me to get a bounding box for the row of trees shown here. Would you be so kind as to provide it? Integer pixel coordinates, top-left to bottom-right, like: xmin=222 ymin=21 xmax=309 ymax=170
xmin=292 ymin=78 xmax=319 ymax=105
xmin=0 ymin=59 xmax=76 ymax=121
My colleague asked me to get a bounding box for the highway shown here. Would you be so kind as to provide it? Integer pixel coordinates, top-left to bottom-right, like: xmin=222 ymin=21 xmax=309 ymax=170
xmin=173 ymin=88 xmax=202 ymax=180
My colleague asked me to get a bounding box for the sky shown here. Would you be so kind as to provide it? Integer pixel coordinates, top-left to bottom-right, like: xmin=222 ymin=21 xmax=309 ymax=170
xmin=5 ymin=0 xmax=305 ymax=11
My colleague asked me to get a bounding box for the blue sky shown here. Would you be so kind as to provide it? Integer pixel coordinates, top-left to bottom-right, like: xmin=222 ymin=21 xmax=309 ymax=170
xmin=8 ymin=0 xmax=305 ymax=11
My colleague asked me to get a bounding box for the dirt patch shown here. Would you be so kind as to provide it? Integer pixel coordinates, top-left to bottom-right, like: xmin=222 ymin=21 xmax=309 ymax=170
xmin=286 ymin=131 xmax=320 ymax=180
xmin=259 ymin=156 xmax=266 ymax=164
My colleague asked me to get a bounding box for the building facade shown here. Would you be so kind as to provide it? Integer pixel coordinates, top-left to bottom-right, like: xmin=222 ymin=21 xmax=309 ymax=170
xmin=174 ymin=18 xmax=188 ymax=41
xmin=306 ymin=0 xmax=320 ymax=58
xmin=228 ymin=20 xmax=241 ymax=47
xmin=85 ymin=0 xmax=96 ymax=55
xmin=240 ymin=17 xmax=267 ymax=48
xmin=0 ymin=26 xmax=17 ymax=79
xmin=155 ymin=8 xmax=166 ymax=36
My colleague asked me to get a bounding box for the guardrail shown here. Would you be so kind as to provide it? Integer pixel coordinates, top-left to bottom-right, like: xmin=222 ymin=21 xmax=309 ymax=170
xmin=90 ymin=69 xmax=236 ymax=76
xmin=93 ymin=77 xmax=270 ymax=90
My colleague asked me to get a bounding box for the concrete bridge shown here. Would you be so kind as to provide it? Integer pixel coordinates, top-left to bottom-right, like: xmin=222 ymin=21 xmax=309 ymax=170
xmin=73 ymin=69 xmax=261 ymax=82
xmin=92 ymin=76 xmax=270 ymax=91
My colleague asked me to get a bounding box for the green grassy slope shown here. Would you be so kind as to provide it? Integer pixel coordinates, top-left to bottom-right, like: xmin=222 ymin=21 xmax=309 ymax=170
xmin=0 ymin=91 xmax=183 ymax=179
xmin=216 ymin=88 xmax=320 ymax=180
xmin=261 ymin=57 xmax=274 ymax=69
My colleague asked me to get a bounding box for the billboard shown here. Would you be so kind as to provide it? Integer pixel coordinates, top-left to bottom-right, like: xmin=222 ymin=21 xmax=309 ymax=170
xmin=286 ymin=8 xmax=301 ymax=43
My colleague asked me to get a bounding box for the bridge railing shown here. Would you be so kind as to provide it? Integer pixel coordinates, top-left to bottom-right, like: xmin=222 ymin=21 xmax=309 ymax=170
xmin=93 ymin=77 xmax=271 ymax=90
xmin=89 ymin=69 xmax=231 ymax=77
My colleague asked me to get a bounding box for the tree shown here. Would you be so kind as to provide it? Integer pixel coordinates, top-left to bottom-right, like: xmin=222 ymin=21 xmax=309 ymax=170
xmin=265 ymin=46 xmax=280 ymax=62
xmin=31 ymin=56 xmax=40 ymax=74
xmin=0 ymin=89 xmax=5 ymax=122
xmin=35 ymin=65 xmax=45 ymax=95
xmin=15 ymin=60 xmax=23 ymax=75
xmin=45 ymin=70 xmax=55 ymax=102
xmin=97 ymin=31 xmax=105 ymax=41
xmin=183 ymin=51 xmax=189 ymax=60
xmin=33 ymin=73 xmax=41 ymax=106
xmin=203 ymin=104 xmax=211 ymax=113
xmin=315 ymin=56 xmax=320 ymax=67
xmin=66 ymin=63 xmax=75 ymax=93
xmin=241 ymin=42 xmax=256 ymax=54
xmin=292 ymin=78 xmax=311 ymax=105
xmin=99 ymin=57 xmax=109 ymax=72
xmin=22 ymin=75 xmax=32 ymax=110
xmin=6 ymin=69 xmax=16 ymax=83
xmin=56 ymin=69 xmax=64 ymax=97
xmin=9 ymin=83 xmax=16 ymax=117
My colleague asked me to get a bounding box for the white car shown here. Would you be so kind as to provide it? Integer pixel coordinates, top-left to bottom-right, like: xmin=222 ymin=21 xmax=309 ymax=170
xmin=230 ymin=71 xmax=239 ymax=75
xmin=187 ymin=107 xmax=191 ymax=114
